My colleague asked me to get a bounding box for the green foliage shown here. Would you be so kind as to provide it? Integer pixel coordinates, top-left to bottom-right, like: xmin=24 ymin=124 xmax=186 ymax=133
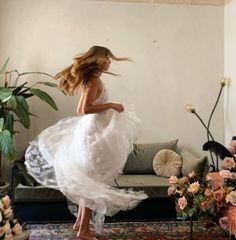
xmin=0 ymin=58 xmax=59 ymax=171
xmin=30 ymin=88 xmax=58 ymax=111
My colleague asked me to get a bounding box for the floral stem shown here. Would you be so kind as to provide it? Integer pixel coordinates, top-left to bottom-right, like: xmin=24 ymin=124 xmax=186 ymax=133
xmin=190 ymin=217 xmax=194 ymax=240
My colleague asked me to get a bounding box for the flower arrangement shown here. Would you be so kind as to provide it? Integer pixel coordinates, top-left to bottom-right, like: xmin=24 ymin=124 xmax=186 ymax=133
xmin=0 ymin=195 xmax=22 ymax=240
xmin=168 ymin=164 xmax=236 ymax=238
xmin=228 ymin=137 xmax=236 ymax=155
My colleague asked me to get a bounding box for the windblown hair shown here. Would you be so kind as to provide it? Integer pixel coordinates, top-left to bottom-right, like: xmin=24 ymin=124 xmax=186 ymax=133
xmin=54 ymin=46 xmax=129 ymax=95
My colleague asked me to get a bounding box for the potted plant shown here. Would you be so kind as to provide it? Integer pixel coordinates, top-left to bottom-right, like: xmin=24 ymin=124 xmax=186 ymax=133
xmin=0 ymin=57 xmax=59 ymax=195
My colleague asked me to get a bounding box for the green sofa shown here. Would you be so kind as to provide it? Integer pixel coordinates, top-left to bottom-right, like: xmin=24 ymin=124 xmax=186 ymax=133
xmin=11 ymin=139 xmax=208 ymax=221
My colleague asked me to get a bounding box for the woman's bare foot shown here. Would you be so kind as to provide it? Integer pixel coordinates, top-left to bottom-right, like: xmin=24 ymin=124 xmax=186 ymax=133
xmin=77 ymin=231 xmax=97 ymax=240
xmin=73 ymin=224 xmax=95 ymax=237
xmin=77 ymin=229 xmax=96 ymax=238
xmin=72 ymin=223 xmax=80 ymax=231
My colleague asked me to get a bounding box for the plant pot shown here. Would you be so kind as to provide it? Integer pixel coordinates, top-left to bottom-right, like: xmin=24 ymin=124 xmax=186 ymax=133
xmin=0 ymin=181 xmax=10 ymax=198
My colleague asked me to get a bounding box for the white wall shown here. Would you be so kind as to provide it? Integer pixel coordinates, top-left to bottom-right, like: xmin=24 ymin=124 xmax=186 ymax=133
xmin=224 ymin=0 xmax=236 ymax=146
xmin=0 ymin=0 xmax=224 ymax=159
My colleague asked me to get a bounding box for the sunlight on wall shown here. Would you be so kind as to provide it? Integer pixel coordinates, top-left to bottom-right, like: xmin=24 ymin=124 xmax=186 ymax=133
xmin=0 ymin=0 xmax=224 ymax=158
xmin=224 ymin=0 xmax=236 ymax=145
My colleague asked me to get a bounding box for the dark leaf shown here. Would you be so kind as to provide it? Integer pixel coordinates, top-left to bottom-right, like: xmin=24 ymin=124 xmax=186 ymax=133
xmin=12 ymin=82 xmax=28 ymax=94
xmin=30 ymin=88 xmax=58 ymax=110
xmin=14 ymin=96 xmax=30 ymax=128
xmin=21 ymin=93 xmax=34 ymax=98
xmin=7 ymin=95 xmax=17 ymax=110
xmin=203 ymin=141 xmax=234 ymax=160
xmin=15 ymin=95 xmax=29 ymax=111
xmin=5 ymin=113 xmax=14 ymax=136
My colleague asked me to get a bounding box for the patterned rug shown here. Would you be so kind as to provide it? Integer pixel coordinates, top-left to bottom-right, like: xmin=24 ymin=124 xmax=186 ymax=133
xmin=25 ymin=220 xmax=229 ymax=240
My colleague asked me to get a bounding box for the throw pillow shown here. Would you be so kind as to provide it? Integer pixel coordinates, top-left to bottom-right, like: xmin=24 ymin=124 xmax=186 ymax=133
xmin=180 ymin=148 xmax=208 ymax=177
xmin=153 ymin=149 xmax=182 ymax=177
xmin=123 ymin=139 xmax=178 ymax=174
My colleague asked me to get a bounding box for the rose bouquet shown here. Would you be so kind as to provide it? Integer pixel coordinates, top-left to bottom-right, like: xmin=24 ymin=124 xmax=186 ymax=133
xmin=228 ymin=137 xmax=236 ymax=155
xmin=0 ymin=195 xmax=22 ymax=240
xmin=168 ymin=167 xmax=236 ymax=238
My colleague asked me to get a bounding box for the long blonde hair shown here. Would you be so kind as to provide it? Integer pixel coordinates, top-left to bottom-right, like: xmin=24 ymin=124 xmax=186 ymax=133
xmin=54 ymin=46 xmax=129 ymax=95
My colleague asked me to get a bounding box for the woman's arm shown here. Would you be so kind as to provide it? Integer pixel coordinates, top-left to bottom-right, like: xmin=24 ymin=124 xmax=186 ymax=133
xmin=77 ymin=81 xmax=124 ymax=115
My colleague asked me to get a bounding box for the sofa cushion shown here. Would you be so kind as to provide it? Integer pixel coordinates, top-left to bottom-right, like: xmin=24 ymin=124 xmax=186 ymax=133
xmin=14 ymin=184 xmax=66 ymax=202
xmin=180 ymin=148 xmax=208 ymax=177
xmin=123 ymin=139 xmax=178 ymax=174
xmin=115 ymin=174 xmax=170 ymax=198
xmin=153 ymin=149 xmax=182 ymax=177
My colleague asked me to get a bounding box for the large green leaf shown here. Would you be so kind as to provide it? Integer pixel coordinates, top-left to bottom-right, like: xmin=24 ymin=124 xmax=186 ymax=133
xmin=0 ymin=118 xmax=4 ymax=132
xmin=14 ymin=96 xmax=30 ymax=128
xmin=0 ymin=57 xmax=10 ymax=81
xmin=30 ymin=88 xmax=58 ymax=110
xmin=5 ymin=113 xmax=14 ymax=136
xmin=0 ymin=88 xmax=12 ymax=102
xmin=0 ymin=129 xmax=15 ymax=160
xmin=7 ymin=95 xmax=17 ymax=110
xmin=15 ymin=95 xmax=29 ymax=111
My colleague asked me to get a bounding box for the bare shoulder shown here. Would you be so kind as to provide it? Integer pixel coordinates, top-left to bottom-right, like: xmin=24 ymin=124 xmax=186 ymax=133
xmin=84 ymin=77 xmax=100 ymax=91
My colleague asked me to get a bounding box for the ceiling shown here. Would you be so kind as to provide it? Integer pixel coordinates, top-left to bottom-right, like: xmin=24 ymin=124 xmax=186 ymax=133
xmin=93 ymin=0 xmax=227 ymax=6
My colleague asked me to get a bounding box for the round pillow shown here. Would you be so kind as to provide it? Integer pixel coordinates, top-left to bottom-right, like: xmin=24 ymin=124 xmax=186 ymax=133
xmin=153 ymin=149 xmax=182 ymax=177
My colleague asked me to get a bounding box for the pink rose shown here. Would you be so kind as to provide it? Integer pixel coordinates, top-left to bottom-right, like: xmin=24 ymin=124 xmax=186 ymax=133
xmin=231 ymin=173 xmax=236 ymax=179
xmin=219 ymin=170 xmax=232 ymax=179
xmin=167 ymin=186 xmax=176 ymax=196
xmin=201 ymin=201 xmax=210 ymax=210
xmin=206 ymin=172 xmax=224 ymax=189
xmin=222 ymin=157 xmax=236 ymax=170
xmin=1 ymin=195 xmax=11 ymax=208
xmin=226 ymin=191 xmax=236 ymax=206
xmin=219 ymin=216 xmax=229 ymax=229
xmin=178 ymin=196 xmax=187 ymax=210
xmin=169 ymin=175 xmax=178 ymax=184
xmin=213 ymin=189 xmax=224 ymax=201
xmin=0 ymin=227 xmax=4 ymax=237
xmin=4 ymin=207 xmax=13 ymax=219
xmin=230 ymin=140 xmax=236 ymax=148
xmin=188 ymin=181 xmax=200 ymax=194
xmin=3 ymin=223 xmax=11 ymax=236
xmin=188 ymin=171 xmax=195 ymax=178
xmin=12 ymin=223 xmax=22 ymax=235
xmin=227 ymin=206 xmax=236 ymax=237
xmin=179 ymin=176 xmax=188 ymax=184
xmin=228 ymin=146 xmax=236 ymax=154
xmin=204 ymin=188 xmax=212 ymax=197
xmin=5 ymin=233 xmax=13 ymax=240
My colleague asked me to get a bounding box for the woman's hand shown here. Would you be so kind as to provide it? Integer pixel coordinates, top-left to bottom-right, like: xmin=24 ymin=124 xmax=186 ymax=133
xmin=110 ymin=103 xmax=124 ymax=113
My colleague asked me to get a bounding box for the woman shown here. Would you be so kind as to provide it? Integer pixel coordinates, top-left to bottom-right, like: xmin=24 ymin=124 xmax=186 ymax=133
xmin=25 ymin=46 xmax=148 ymax=240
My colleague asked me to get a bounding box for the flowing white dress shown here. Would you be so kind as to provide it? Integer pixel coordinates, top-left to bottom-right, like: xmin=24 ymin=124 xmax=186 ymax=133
xmin=24 ymin=82 xmax=148 ymax=233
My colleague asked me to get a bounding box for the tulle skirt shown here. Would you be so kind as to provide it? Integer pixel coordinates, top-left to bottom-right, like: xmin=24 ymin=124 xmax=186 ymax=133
xmin=25 ymin=104 xmax=148 ymax=233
